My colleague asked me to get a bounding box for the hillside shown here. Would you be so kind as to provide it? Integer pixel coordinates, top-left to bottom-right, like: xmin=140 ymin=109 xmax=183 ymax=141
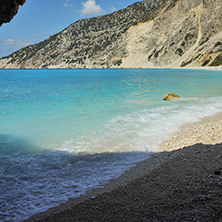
xmin=0 ymin=0 xmax=221 ymax=69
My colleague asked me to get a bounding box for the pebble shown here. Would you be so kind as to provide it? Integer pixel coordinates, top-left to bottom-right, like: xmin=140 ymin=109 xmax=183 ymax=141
xmin=161 ymin=116 xmax=222 ymax=151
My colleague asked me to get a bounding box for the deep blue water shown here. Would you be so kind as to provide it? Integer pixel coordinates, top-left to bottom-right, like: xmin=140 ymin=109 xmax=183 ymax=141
xmin=0 ymin=68 xmax=222 ymax=221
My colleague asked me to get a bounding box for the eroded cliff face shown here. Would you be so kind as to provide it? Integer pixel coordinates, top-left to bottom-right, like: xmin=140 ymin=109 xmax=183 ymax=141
xmin=121 ymin=0 xmax=222 ymax=68
xmin=0 ymin=0 xmax=26 ymax=26
xmin=0 ymin=0 xmax=221 ymax=69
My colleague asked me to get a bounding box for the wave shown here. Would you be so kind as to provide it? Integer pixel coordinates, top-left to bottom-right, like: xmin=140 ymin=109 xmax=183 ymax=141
xmin=50 ymin=96 xmax=222 ymax=154
xmin=0 ymin=136 xmax=150 ymax=221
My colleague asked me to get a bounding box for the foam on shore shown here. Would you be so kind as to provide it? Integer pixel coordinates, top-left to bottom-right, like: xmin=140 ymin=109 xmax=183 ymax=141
xmin=162 ymin=112 xmax=222 ymax=151
xmin=27 ymin=112 xmax=222 ymax=221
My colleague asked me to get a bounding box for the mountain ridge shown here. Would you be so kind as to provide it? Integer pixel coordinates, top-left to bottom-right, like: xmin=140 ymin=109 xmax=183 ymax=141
xmin=0 ymin=0 xmax=221 ymax=69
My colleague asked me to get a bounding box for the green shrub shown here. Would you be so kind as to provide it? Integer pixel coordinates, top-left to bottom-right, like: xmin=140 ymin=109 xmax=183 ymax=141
xmin=210 ymin=54 xmax=222 ymax=66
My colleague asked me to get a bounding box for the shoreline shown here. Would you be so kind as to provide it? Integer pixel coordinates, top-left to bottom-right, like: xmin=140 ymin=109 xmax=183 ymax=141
xmin=27 ymin=112 xmax=222 ymax=221
xmin=161 ymin=112 xmax=222 ymax=151
xmin=0 ymin=66 xmax=222 ymax=71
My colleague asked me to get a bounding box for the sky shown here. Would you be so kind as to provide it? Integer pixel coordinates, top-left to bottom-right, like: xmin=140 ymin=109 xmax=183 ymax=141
xmin=0 ymin=0 xmax=139 ymax=58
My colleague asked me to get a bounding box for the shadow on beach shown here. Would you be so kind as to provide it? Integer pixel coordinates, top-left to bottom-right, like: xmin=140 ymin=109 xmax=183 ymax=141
xmin=27 ymin=142 xmax=222 ymax=222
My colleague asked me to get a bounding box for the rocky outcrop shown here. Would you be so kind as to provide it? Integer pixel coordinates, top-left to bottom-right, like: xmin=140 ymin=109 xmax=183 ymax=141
xmin=0 ymin=0 xmax=26 ymax=26
xmin=163 ymin=93 xmax=180 ymax=101
xmin=0 ymin=0 xmax=221 ymax=69
xmin=121 ymin=0 xmax=222 ymax=68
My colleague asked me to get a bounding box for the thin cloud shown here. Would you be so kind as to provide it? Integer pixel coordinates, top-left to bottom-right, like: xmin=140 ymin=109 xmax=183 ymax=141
xmin=64 ymin=0 xmax=73 ymax=8
xmin=64 ymin=3 xmax=73 ymax=8
xmin=80 ymin=0 xmax=104 ymax=16
xmin=3 ymin=39 xmax=32 ymax=46
xmin=30 ymin=34 xmax=50 ymax=39
xmin=109 ymin=6 xmax=117 ymax=12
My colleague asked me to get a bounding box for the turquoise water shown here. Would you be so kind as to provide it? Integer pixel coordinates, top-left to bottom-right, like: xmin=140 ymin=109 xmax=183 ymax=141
xmin=0 ymin=69 xmax=222 ymax=221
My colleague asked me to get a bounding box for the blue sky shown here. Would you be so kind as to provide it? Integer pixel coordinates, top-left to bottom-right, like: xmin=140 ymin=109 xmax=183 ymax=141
xmin=0 ymin=0 xmax=139 ymax=58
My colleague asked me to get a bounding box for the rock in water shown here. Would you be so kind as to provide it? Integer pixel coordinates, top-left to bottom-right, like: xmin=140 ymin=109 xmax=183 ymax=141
xmin=163 ymin=93 xmax=180 ymax=101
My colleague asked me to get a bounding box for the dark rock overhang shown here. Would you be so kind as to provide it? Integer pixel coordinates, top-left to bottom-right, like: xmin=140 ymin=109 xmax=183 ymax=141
xmin=0 ymin=0 xmax=26 ymax=26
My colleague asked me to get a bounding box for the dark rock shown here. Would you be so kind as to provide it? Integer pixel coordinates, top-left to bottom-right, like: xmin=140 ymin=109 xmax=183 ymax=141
xmin=214 ymin=170 xmax=221 ymax=175
xmin=0 ymin=0 xmax=26 ymax=26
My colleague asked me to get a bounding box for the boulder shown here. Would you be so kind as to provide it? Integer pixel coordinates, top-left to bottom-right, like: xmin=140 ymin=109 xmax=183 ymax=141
xmin=163 ymin=93 xmax=180 ymax=101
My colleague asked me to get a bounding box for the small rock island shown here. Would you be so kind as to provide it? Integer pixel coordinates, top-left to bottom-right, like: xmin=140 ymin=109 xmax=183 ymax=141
xmin=163 ymin=93 xmax=180 ymax=101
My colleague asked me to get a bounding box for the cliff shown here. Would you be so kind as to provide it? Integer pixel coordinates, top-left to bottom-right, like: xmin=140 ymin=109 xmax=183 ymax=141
xmin=0 ymin=0 xmax=221 ymax=69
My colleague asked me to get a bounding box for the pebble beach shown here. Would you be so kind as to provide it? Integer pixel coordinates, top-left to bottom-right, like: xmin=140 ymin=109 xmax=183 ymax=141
xmin=27 ymin=112 xmax=222 ymax=221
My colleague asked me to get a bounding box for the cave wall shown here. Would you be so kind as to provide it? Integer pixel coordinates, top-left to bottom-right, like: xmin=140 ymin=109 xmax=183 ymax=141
xmin=0 ymin=0 xmax=26 ymax=26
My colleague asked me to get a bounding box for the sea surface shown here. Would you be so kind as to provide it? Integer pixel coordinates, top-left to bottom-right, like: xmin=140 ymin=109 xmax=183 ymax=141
xmin=0 ymin=68 xmax=222 ymax=221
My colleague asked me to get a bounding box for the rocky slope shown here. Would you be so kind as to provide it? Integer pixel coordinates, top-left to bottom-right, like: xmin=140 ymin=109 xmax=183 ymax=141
xmin=0 ymin=0 xmax=221 ymax=69
xmin=0 ymin=0 xmax=26 ymax=26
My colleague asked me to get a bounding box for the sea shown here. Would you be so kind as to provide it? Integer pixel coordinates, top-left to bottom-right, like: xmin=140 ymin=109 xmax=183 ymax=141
xmin=0 ymin=68 xmax=222 ymax=221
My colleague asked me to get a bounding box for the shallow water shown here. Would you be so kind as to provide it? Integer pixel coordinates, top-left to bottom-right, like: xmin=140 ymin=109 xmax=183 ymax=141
xmin=0 ymin=68 xmax=222 ymax=221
